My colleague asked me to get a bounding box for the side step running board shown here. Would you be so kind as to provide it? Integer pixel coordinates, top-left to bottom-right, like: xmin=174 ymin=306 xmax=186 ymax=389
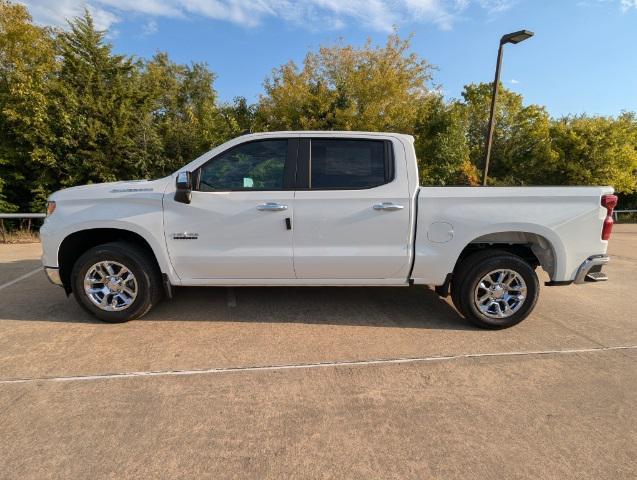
xmin=585 ymin=271 xmax=608 ymax=282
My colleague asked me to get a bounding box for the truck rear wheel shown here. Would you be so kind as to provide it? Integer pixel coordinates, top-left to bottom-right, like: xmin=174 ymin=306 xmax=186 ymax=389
xmin=71 ymin=242 xmax=162 ymax=323
xmin=451 ymin=250 xmax=539 ymax=329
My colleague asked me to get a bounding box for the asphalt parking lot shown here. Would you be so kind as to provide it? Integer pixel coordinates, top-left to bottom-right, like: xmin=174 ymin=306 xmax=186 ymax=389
xmin=1 ymin=226 xmax=636 ymax=479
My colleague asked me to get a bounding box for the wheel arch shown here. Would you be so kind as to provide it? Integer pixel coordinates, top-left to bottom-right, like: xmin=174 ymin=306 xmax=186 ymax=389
xmin=453 ymin=230 xmax=561 ymax=280
xmin=58 ymin=228 xmax=165 ymax=294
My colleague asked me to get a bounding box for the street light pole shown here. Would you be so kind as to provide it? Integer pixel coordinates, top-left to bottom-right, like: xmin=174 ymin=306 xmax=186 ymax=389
xmin=482 ymin=30 xmax=534 ymax=186
xmin=483 ymin=43 xmax=504 ymax=186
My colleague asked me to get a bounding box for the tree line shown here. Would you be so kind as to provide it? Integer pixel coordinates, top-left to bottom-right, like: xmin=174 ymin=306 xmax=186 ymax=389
xmin=1 ymin=0 xmax=636 ymax=214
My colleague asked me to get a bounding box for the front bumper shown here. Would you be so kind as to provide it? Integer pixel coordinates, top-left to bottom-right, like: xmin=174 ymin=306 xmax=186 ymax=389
xmin=44 ymin=267 xmax=63 ymax=287
xmin=574 ymin=255 xmax=609 ymax=284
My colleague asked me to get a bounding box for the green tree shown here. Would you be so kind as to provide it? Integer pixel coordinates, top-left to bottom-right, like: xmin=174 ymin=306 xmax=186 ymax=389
xmin=550 ymin=113 xmax=637 ymax=193
xmin=48 ymin=10 xmax=148 ymax=193
xmin=140 ymin=52 xmax=229 ymax=176
xmin=219 ymin=96 xmax=256 ymax=135
xmin=414 ymin=95 xmax=478 ymax=185
xmin=2 ymin=0 xmax=637 ymax=214
xmin=0 ymin=3 xmax=230 ymax=212
xmin=0 ymin=0 xmax=56 ymax=211
xmin=256 ymin=33 xmax=433 ymax=133
xmin=460 ymin=82 xmax=558 ymax=186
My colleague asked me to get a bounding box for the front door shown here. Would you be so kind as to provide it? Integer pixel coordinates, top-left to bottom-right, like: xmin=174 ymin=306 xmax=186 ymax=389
xmin=292 ymin=137 xmax=412 ymax=280
xmin=163 ymin=138 xmax=297 ymax=280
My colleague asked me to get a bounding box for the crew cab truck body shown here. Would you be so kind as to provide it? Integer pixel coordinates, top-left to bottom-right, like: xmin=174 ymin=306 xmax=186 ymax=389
xmin=40 ymin=131 xmax=617 ymax=328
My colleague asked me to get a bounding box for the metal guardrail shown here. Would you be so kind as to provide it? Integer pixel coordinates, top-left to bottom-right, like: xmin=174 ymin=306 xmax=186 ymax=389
xmin=0 ymin=213 xmax=46 ymax=243
xmin=0 ymin=213 xmax=46 ymax=219
xmin=614 ymin=209 xmax=637 ymax=221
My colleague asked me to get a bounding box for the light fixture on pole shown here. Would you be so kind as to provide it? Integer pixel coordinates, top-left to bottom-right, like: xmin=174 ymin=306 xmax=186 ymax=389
xmin=482 ymin=29 xmax=534 ymax=186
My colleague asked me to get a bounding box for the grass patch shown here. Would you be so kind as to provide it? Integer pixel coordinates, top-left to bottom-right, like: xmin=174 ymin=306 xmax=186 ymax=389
xmin=0 ymin=228 xmax=40 ymax=244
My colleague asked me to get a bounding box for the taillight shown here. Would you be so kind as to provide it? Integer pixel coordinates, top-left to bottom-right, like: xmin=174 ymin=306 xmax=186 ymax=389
xmin=601 ymin=194 xmax=618 ymax=240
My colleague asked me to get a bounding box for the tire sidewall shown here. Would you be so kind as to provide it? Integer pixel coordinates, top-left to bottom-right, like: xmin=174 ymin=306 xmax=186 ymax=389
xmin=461 ymin=255 xmax=539 ymax=329
xmin=72 ymin=245 xmax=154 ymax=323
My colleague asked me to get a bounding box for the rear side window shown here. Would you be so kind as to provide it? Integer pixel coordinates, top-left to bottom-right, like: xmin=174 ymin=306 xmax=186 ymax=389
xmin=310 ymin=139 xmax=392 ymax=189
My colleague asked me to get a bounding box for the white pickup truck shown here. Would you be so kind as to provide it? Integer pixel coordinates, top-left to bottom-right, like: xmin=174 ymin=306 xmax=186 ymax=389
xmin=40 ymin=131 xmax=617 ymax=328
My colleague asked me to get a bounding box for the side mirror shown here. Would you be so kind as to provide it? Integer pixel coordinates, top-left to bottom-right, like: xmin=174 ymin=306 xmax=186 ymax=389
xmin=175 ymin=171 xmax=192 ymax=204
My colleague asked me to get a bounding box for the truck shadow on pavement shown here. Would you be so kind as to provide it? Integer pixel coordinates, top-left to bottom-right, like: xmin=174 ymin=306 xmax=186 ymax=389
xmin=1 ymin=258 xmax=475 ymax=330
xmin=145 ymin=285 xmax=477 ymax=331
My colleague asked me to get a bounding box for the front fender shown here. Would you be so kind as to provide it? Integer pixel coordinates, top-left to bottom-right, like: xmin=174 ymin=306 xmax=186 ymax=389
xmin=40 ymin=190 xmax=179 ymax=285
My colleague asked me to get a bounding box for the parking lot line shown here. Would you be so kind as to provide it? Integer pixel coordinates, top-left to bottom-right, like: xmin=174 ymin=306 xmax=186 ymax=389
xmin=0 ymin=268 xmax=41 ymax=292
xmin=1 ymin=345 xmax=635 ymax=385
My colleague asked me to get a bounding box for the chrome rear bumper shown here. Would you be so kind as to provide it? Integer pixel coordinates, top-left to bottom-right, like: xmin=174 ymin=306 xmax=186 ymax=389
xmin=574 ymin=255 xmax=609 ymax=284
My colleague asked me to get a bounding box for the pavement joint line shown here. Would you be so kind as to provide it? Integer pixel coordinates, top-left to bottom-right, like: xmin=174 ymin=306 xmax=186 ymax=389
xmin=1 ymin=345 xmax=636 ymax=385
xmin=0 ymin=268 xmax=41 ymax=292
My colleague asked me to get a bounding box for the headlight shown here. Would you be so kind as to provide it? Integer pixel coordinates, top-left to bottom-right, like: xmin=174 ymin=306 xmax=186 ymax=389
xmin=46 ymin=201 xmax=56 ymax=216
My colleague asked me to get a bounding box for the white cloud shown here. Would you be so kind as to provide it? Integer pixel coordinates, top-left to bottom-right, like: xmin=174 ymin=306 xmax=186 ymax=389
xmin=18 ymin=0 xmax=517 ymax=33
xmin=579 ymin=0 xmax=637 ymax=11
xmin=621 ymin=0 xmax=637 ymax=11
xmin=476 ymin=0 xmax=516 ymax=14
xmin=19 ymin=0 xmax=119 ymax=30
xmin=141 ymin=19 xmax=158 ymax=35
xmin=510 ymin=78 xmax=519 ymax=84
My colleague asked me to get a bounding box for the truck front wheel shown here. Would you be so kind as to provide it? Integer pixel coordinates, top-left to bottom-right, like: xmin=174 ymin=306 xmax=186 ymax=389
xmin=71 ymin=242 xmax=163 ymax=323
xmin=451 ymin=250 xmax=539 ymax=329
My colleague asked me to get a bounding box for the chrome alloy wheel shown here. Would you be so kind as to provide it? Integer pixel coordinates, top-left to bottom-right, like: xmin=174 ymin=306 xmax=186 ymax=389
xmin=83 ymin=261 xmax=138 ymax=311
xmin=473 ymin=269 xmax=527 ymax=319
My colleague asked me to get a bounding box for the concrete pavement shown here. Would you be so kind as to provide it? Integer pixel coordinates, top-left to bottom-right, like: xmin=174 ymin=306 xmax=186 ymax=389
xmin=1 ymin=226 xmax=635 ymax=479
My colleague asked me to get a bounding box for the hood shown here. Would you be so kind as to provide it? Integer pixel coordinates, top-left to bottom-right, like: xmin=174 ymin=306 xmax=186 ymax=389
xmin=49 ymin=177 xmax=172 ymax=201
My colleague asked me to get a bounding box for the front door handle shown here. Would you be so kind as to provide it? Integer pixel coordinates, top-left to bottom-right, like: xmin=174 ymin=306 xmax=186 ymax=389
xmin=257 ymin=202 xmax=288 ymax=211
xmin=373 ymin=202 xmax=404 ymax=211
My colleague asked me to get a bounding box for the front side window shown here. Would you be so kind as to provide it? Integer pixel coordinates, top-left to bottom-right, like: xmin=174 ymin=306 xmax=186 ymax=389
xmin=310 ymin=139 xmax=389 ymax=189
xmin=198 ymin=139 xmax=287 ymax=191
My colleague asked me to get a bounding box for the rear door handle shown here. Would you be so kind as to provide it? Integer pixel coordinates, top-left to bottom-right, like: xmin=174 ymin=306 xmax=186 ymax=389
xmin=257 ymin=202 xmax=288 ymax=211
xmin=373 ymin=202 xmax=404 ymax=211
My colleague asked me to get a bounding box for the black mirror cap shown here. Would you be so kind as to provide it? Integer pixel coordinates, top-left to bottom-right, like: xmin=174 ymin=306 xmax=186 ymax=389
xmin=175 ymin=171 xmax=192 ymax=204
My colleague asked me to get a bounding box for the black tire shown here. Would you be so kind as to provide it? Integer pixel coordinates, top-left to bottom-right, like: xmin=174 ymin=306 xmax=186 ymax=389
xmin=451 ymin=249 xmax=539 ymax=329
xmin=71 ymin=242 xmax=163 ymax=323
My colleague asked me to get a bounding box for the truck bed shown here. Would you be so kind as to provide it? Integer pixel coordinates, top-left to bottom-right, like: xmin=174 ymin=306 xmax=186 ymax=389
xmin=411 ymin=186 xmax=613 ymax=285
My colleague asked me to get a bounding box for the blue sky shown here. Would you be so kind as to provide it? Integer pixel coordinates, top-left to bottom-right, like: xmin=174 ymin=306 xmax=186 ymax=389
xmin=21 ymin=0 xmax=637 ymax=117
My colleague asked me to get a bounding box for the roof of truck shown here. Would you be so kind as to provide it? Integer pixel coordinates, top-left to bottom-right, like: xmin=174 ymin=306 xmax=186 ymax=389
xmin=239 ymin=131 xmax=415 ymax=142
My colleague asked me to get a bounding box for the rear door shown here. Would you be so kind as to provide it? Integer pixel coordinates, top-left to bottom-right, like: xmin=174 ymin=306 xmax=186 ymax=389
xmin=292 ymin=137 xmax=412 ymax=280
xmin=163 ymin=138 xmax=297 ymax=280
